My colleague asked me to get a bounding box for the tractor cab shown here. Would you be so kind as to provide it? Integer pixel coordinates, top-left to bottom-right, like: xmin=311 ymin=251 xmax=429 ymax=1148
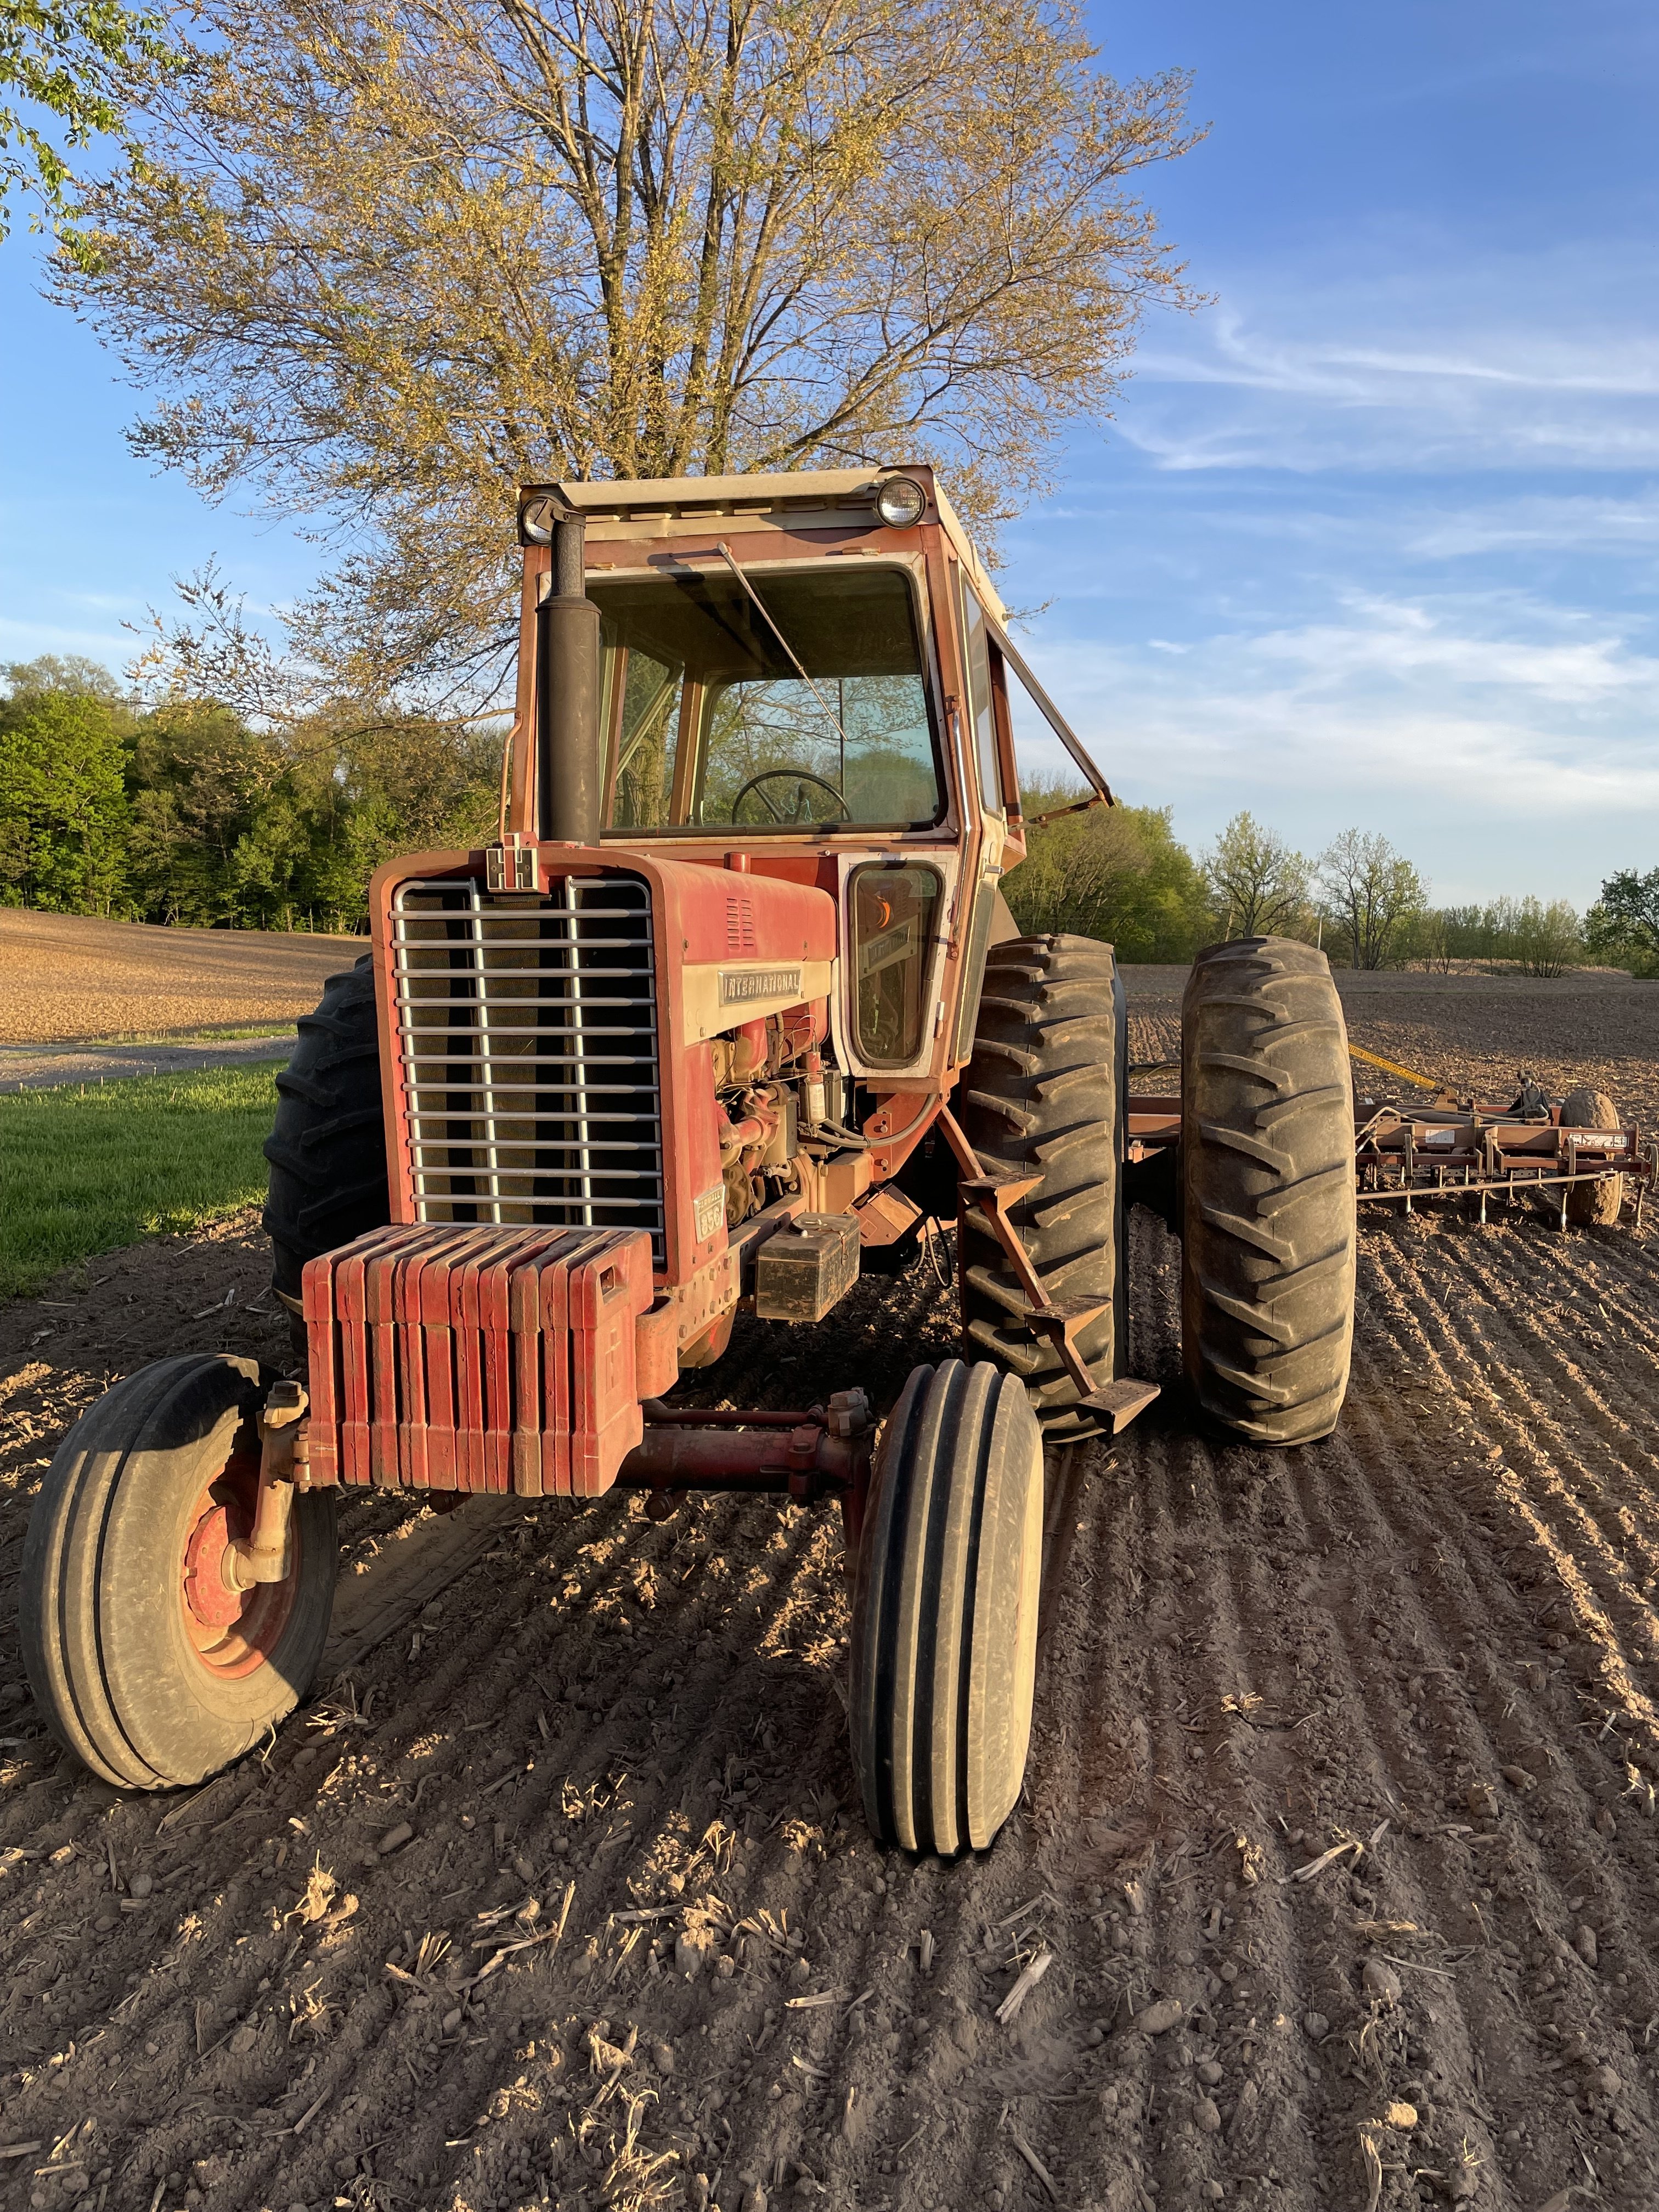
xmin=500 ymin=466 xmax=1112 ymax=1102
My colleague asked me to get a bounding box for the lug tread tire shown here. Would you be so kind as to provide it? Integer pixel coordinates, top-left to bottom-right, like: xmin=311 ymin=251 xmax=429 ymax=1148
xmin=1181 ymin=937 xmax=1356 ymax=1445
xmin=263 ymin=955 xmax=390 ymax=1309
xmin=1561 ymin=1087 xmax=1624 ymax=1226
xmin=850 ymin=1360 xmax=1043 ymax=1854
xmin=20 ymin=1355 xmax=338 ymax=1790
xmin=958 ymin=935 xmax=1125 ymax=1440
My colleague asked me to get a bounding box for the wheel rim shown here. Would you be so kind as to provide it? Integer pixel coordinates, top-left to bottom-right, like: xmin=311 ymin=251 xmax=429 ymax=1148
xmin=179 ymin=1435 xmax=300 ymax=1679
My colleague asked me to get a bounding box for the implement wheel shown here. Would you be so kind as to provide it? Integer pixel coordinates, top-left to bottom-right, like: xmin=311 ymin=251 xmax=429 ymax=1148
xmin=1181 ymin=937 xmax=1356 ymax=1445
xmin=20 ymin=1355 xmax=337 ymax=1789
xmin=1561 ymin=1087 xmax=1624 ymax=1226
xmin=957 ymin=934 xmax=1125 ymax=1438
xmin=263 ymin=955 xmax=389 ymax=1350
xmin=849 ymin=1359 xmax=1043 ymax=1855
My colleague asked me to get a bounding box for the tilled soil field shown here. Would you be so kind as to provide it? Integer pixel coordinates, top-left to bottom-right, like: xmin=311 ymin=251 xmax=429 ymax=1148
xmin=1121 ymin=966 xmax=1659 ymax=1130
xmin=0 ymin=912 xmax=359 ymax=1046
xmin=3 ymin=980 xmax=1659 ymax=2212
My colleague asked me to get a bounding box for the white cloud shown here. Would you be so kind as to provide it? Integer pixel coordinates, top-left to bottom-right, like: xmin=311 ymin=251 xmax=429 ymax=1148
xmin=1404 ymin=488 xmax=1659 ymax=558
xmin=1246 ymin=594 xmax=1659 ymax=706
xmin=0 ymin=612 xmax=134 ymax=664
xmin=1004 ymin=582 xmax=1659 ymax=903
xmin=1118 ymin=240 xmax=1659 ymax=475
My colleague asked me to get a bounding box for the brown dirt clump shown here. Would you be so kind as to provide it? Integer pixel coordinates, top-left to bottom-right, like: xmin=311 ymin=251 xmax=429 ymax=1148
xmin=0 ymin=910 xmax=360 ymax=1045
xmin=3 ymin=977 xmax=1659 ymax=2212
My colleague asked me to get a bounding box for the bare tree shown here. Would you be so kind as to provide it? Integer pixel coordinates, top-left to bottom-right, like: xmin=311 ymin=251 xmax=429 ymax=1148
xmin=1317 ymin=828 xmax=1426 ymax=970
xmin=63 ymin=0 xmax=1203 ymax=699
xmin=1201 ymin=810 xmax=1311 ymax=940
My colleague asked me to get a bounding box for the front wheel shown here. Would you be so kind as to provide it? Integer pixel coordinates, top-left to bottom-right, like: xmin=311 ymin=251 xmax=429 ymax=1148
xmin=20 ymin=1355 xmax=338 ymax=1789
xmin=849 ymin=1359 xmax=1043 ymax=1854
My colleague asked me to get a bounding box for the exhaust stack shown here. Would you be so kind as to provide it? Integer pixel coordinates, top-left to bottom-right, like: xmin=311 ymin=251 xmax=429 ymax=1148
xmin=538 ymin=504 xmax=602 ymax=844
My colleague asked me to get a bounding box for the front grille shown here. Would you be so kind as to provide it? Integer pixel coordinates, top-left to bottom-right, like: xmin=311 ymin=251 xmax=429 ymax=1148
xmin=390 ymin=873 xmax=665 ymax=1264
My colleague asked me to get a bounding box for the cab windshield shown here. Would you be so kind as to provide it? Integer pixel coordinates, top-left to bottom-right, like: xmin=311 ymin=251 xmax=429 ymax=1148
xmin=591 ymin=563 xmax=944 ymax=832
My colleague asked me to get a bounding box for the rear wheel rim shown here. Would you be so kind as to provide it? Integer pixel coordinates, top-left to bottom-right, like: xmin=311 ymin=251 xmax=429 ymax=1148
xmin=180 ymin=1439 xmax=300 ymax=1680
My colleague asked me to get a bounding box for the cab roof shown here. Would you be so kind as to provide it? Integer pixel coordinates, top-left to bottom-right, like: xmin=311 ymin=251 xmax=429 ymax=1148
xmin=519 ymin=465 xmax=1005 ymax=623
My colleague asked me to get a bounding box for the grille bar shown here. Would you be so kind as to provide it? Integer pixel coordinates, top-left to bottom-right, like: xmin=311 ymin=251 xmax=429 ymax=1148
xmin=392 ymin=874 xmax=666 ymax=1263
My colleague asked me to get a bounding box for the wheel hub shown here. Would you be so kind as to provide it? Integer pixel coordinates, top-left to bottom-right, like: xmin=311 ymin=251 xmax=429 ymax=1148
xmin=179 ymin=1454 xmax=300 ymax=1678
xmin=182 ymin=1503 xmax=245 ymax=1629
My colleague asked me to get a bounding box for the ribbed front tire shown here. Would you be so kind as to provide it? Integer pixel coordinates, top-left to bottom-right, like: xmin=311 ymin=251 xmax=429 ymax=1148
xmin=849 ymin=1360 xmax=1043 ymax=1855
xmin=20 ymin=1355 xmax=338 ymax=1789
xmin=1180 ymin=937 xmax=1356 ymax=1445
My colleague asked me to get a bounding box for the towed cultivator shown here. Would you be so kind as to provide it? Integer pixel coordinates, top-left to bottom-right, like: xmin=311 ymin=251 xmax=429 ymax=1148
xmin=1350 ymin=1093 xmax=1651 ymax=1227
xmin=1129 ymin=1080 xmax=1652 ymax=1232
xmin=20 ymin=465 xmax=1629 ymax=1857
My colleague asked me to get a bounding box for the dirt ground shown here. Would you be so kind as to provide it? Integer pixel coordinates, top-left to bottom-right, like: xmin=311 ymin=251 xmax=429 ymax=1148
xmin=0 ymin=912 xmax=362 ymax=1046
xmin=3 ymin=977 xmax=1659 ymax=2212
xmin=1121 ymin=964 xmax=1659 ymax=1131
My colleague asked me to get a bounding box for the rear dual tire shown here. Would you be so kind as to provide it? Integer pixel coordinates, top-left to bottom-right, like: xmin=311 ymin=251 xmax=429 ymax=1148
xmin=958 ymin=935 xmax=1126 ymax=1440
xmin=1180 ymin=938 xmax=1357 ymax=1445
xmin=263 ymin=955 xmax=389 ymax=1346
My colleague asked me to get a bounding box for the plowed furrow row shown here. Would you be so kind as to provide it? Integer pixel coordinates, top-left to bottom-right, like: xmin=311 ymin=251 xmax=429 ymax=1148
xmin=1356 ymin=1230 xmax=1659 ymax=1754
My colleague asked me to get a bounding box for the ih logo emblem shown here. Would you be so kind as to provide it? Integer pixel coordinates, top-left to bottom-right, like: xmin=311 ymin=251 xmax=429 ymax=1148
xmin=720 ymin=967 xmax=802 ymax=1004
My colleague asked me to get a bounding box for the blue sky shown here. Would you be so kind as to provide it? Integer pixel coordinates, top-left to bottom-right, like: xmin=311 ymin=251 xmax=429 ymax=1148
xmin=3 ymin=0 xmax=1656 ymax=906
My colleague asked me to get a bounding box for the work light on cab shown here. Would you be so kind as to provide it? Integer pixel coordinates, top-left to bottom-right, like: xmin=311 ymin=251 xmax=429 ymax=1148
xmin=519 ymin=495 xmax=557 ymax=542
xmin=874 ymin=474 xmax=927 ymax=527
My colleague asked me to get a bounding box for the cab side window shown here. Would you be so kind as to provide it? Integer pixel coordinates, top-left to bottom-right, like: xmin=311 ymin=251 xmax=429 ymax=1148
xmin=958 ymin=577 xmax=1003 ymax=815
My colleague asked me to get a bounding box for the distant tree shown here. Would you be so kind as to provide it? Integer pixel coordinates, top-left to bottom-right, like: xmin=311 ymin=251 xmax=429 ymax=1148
xmin=1006 ymin=783 xmax=1210 ymax=961
xmin=3 ymin=653 xmax=128 ymax=706
xmin=0 ymin=688 xmax=130 ymax=910
xmin=1436 ymin=902 xmax=1491 ymax=964
xmin=1316 ymin=828 xmax=1426 ymax=970
xmin=1407 ymin=896 xmax=1583 ymax=976
xmin=1508 ymin=896 xmax=1583 ymax=980
xmin=1585 ymin=866 xmax=1659 ymax=977
xmin=123 ymin=698 xmax=504 ymax=929
xmin=1402 ymin=908 xmax=1452 ymax=972
xmin=125 ymin=701 xmax=278 ymax=924
xmin=1201 ymin=811 xmax=1311 ymax=940
xmin=0 ymin=1 xmax=171 ymax=255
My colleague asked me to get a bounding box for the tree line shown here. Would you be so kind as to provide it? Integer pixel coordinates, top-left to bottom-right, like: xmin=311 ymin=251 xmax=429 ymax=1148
xmin=1004 ymin=791 xmax=1658 ymax=977
xmin=6 ymin=662 xmax=1654 ymax=974
xmin=0 ymin=657 xmax=499 ymax=931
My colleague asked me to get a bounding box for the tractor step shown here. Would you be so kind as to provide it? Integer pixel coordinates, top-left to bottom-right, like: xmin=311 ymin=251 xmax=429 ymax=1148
xmin=1079 ymin=1378 xmax=1161 ymax=1434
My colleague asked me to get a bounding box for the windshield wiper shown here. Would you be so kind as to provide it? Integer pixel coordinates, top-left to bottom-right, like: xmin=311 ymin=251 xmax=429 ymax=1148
xmin=715 ymin=541 xmax=854 ymax=758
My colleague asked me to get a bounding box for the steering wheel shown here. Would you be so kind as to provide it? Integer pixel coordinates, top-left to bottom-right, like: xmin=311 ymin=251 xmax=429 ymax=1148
xmin=730 ymin=769 xmax=850 ymax=825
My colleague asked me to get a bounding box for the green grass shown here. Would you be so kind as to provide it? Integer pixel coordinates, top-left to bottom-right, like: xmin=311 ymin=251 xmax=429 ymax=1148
xmin=0 ymin=1060 xmax=287 ymax=1300
xmin=87 ymin=1022 xmax=301 ymax=1045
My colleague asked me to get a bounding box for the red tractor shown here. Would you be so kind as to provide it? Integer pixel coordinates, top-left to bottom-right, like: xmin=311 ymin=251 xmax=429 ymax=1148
xmin=20 ymin=468 xmax=1357 ymax=1853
